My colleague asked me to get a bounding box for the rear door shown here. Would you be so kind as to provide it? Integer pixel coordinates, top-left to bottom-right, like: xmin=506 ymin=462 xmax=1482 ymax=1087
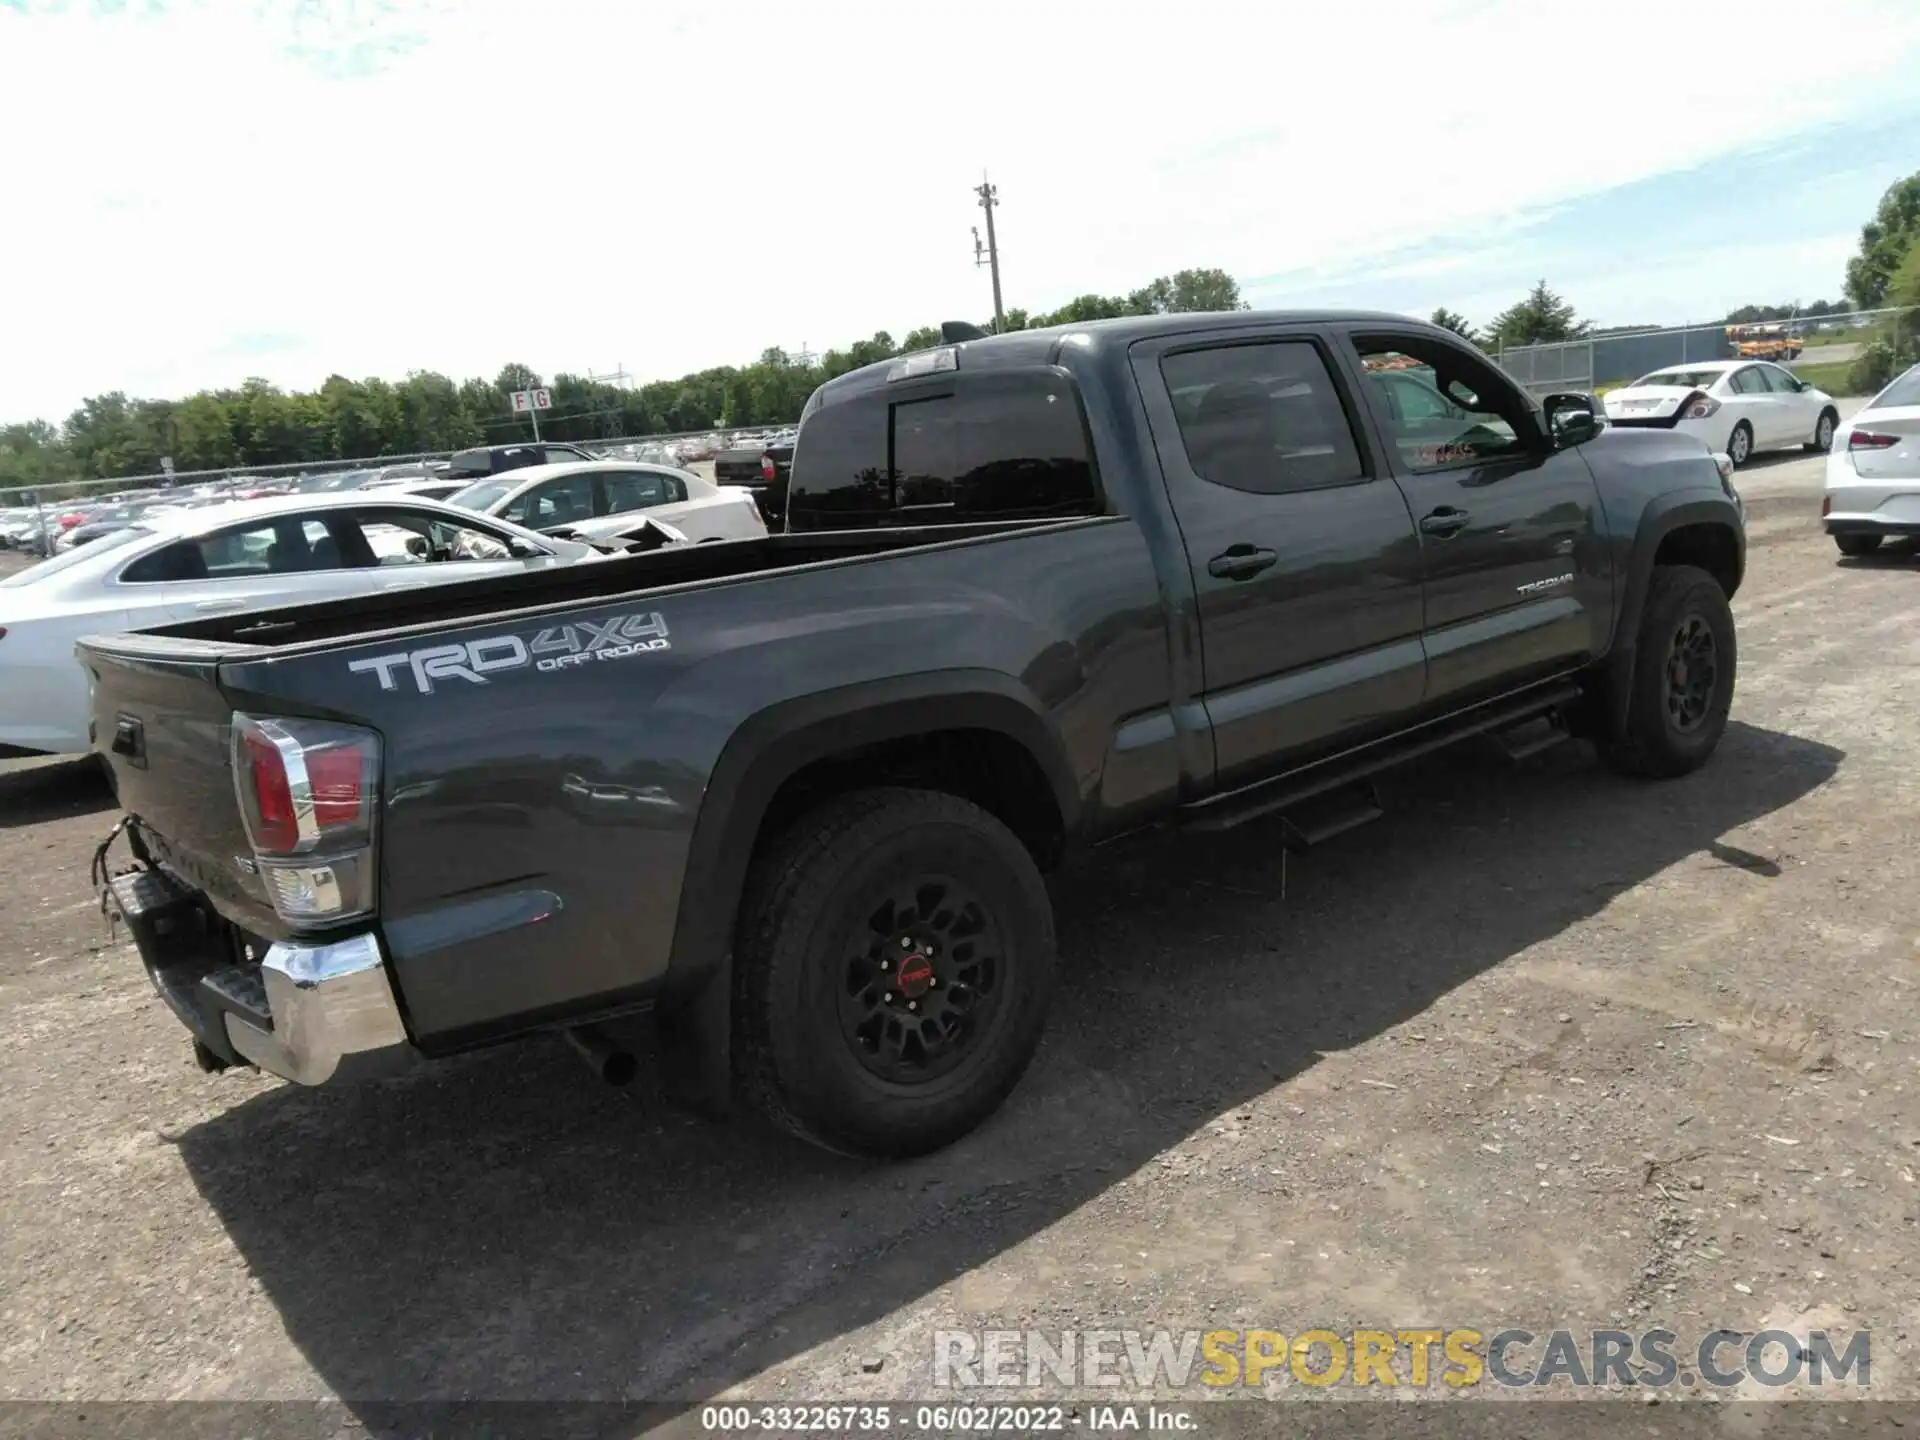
xmin=1129 ymin=326 xmax=1427 ymax=786
xmin=1339 ymin=327 xmax=1609 ymax=707
xmin=1726 ymin=364 xmax=1790 ymax=445
xmin=1757 ymin=362 xmax=1818 ymax=443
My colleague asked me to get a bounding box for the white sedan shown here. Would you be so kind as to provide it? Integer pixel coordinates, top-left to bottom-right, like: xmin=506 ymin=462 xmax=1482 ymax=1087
xmin=444 ymin=459 xmax=767 ymax=544
xmin=1603 ymin=359 xmax=1839 ymax=467
xmin=0 ymin=493 xmax=596 ymax=757
xmin=1825 ymin=363 xmax=1920 ymax=558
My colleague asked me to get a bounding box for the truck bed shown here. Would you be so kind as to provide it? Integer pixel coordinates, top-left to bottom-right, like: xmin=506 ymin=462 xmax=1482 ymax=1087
xmin=109 ymin=519 xmax=1088 ymax=655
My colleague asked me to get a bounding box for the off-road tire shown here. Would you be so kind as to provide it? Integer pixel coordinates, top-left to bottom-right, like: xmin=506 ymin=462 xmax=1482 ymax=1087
xmin=732 ymin=787 xmax=1056 ymax=1158
xmin=1600 ymin=564 xmax=1736 ymax=779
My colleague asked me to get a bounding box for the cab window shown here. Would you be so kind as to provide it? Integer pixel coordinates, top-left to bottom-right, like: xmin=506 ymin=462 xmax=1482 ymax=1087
xmin=1352 ymin=335 xmax=1533 ymax=471
xmin=786 ymin=369 xmax=1101 ymax=529
xmin=500 ymin=474 xmax=594 ymax=528
xmin=603 ymin=470 xmax=683 ymax=515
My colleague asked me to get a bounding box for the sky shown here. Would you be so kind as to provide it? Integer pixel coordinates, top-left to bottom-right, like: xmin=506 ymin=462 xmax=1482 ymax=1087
xmin=3 ymin=0 xmax=1920 ymax=424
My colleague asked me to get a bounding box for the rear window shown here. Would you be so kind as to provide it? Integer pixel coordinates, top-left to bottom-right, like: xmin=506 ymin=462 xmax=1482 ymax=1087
xmin=1633 ymin=369 xmax=1725 ymax=390
xmin=786 ymin=368 xmax=1101 ymax=529
xmin=1872 ymin=365 xmax=1920 ymax=410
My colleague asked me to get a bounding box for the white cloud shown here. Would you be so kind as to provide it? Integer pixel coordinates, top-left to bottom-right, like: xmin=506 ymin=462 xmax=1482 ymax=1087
xmin=2 ymin=0 xmax=1919 ymax=420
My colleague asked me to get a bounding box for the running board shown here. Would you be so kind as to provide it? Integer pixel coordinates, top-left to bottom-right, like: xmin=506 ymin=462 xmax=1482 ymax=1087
xmin=1179 ymin=682 xmax=1584 ymax=834
xmin=1275 ymin=782 xmax=1383 ymax=852
xmin=1491 ymin=712 xmax=1573 ymax=762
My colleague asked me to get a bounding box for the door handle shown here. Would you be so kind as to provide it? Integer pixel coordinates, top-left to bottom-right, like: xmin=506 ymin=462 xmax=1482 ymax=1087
xmin=1419 ymin=507 xmax=1471 ymax=537
xmin=1207 ymin=545 xmax=1278 ymax=580
xmin=193 ymin=598 xmax=247 ymax=611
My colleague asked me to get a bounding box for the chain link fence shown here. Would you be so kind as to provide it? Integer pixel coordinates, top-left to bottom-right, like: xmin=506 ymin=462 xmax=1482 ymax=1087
xmin=1495 ymin=307 xmax=1911 ymax=397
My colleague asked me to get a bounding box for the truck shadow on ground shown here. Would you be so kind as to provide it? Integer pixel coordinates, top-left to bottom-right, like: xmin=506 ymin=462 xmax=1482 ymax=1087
xmin=0 ymin=755 xmax=114 ymax=830
xmin=174 ymin=719 xmax=1840 ymax=1418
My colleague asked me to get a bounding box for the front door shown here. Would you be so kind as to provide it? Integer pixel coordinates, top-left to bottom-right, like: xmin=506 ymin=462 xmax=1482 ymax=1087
xmin=1339 ymin=328 xmax=1610 ymax=708
xmin=1130 ymin=327 xmax=1427 ymax=789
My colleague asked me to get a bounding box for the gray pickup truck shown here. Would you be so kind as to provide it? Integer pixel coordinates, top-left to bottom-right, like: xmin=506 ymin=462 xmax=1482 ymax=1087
xmin=80 ymin=310 xmax=1744 ymax=1157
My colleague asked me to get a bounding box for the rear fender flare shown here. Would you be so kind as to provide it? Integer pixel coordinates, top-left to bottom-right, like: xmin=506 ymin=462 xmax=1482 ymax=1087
xmin=660 ymin=670 xmax=1079 ymax=1005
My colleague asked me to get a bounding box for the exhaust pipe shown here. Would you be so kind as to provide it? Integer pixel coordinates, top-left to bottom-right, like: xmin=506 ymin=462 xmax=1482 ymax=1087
xmin=564 ymin=1024 xmax=638 ymax=1087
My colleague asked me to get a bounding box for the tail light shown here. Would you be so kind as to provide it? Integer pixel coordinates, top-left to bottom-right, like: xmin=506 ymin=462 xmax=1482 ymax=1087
xmin=1822 ymin=495 xmax=1832 ymax=517
xmin=760 ymin=454 xmax=777 ymax=484
xmin=1685 ymin=395 xmax=1721 ymax=419
xmin=1849 ymin=430 xmax=1898 ymax=450
xmin=232 ymin=714 xmax=381 ymax=929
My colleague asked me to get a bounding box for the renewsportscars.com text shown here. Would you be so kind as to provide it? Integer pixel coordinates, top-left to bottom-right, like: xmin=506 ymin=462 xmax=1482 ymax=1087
xmin=933 ymin=1327 xmax=1871 ymax=1391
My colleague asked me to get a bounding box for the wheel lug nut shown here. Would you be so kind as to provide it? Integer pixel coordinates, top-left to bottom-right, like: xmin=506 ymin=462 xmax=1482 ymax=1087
xmin=907 ymin=1001 xmax=918 ymax=1012
xmin=879 ymin=958 xmax=890 ymax=969
xmin=899 ymin=937 xmax=912 ymax=949
xmin=883 ymin=992 xmax=893 ymax=1003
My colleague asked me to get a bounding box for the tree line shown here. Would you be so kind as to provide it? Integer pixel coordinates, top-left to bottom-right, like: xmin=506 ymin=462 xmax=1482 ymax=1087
xmin=0 ymin=268 xmax=1247 ymax=489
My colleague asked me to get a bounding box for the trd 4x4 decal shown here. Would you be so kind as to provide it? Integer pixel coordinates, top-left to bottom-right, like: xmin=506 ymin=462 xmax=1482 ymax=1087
xmin=348 ymin=612 xmax=671 ymax=695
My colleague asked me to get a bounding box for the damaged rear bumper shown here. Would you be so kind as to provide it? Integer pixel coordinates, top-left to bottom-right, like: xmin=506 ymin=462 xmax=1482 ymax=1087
xmin=104 ymin=868 xmax=418 ymax=1085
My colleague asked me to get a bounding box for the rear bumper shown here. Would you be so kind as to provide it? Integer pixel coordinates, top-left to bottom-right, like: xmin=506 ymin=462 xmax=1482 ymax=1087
xmin=1825 ymin=478 xmax=1920 ymax=535
xmin=105 ymin=867 xmax=418 ymax=1085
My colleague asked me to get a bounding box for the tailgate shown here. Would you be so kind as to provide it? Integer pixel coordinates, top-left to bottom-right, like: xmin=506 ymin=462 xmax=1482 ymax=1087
xmin=76 ymin=631 xmax=278 ymax=932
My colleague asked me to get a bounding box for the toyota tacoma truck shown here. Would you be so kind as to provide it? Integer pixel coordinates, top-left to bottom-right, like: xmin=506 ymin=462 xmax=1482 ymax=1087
xmin=78 ymin=311 xmax=1745 ymax=1158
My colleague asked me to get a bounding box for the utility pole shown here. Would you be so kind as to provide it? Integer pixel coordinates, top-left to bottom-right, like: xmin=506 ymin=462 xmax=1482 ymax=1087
xmin=973 ymin=173 xmax=1005 ymax=334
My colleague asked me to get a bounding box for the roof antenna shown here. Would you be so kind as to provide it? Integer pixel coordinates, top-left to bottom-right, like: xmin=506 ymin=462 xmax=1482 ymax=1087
xmin=940 ymin=321 xmax=991 ymax=343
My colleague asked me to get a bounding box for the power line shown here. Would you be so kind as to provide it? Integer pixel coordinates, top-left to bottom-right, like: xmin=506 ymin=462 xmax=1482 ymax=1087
xmin=973 ymin=173 xmax=1005 ymax=334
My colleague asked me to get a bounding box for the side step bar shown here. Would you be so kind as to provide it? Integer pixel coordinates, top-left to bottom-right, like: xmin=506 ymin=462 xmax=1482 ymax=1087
xmin=1179 ymin=681 xmax=1583 ymax=835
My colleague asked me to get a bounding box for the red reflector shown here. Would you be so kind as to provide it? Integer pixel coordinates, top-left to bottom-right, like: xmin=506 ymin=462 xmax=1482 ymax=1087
xmin=760 ymin=454 xmax=777 ymax=483
xmin=1822 ymin=495 xmax=1831 ymax=517
xmin=306 ymin=746 xmax=364 ymax=828
xmin=243 ymin=730 xmax=298 ymax=852
xmin=1850 ymin=430 xmax=1899 ymax=450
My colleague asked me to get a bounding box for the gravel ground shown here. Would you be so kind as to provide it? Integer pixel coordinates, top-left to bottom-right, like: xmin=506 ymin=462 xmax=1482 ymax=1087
xmin=5 ymin=421 xmax=1919 ymax=1422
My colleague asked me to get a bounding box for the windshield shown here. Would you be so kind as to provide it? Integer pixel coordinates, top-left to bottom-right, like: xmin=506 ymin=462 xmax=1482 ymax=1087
xmin=1872 ymin=365 xmax=1920 ymax=411
xmin=0 ymin=525 xmax=152 ymax=587
xmin=1631 ymin=369 xmax=1725 ymax=390
xmin=446 ymin=480 xmax=514 ymax=512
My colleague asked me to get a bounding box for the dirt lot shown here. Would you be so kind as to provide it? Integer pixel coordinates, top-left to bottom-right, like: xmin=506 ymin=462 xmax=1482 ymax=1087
xmin=4 ymin=423 xmax=1919 ymax=1421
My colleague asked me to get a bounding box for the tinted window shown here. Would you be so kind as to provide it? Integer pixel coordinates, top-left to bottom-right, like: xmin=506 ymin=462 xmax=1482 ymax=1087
xmin=1353 ymin=336 xmax=1531 ymax=472
xmin=1729 ymin=368 xmax=1766 ymax=396
xmin=1758 ymin=365 xmax=1801 ymax=393
xmin=120 ymin=515 xmax=370 ymax=582
xmin=1162 ymin=341 xmax=1366 ymax=493
xmin=786 ymin=369 xmax=1100 ymax=528
xmin=603 ymin=470 xmax=680 ymax=514
xmin=785 ymin=399 xmax=892 ymax=525
xmin=500 ymin=473 xmax=594 ymax=528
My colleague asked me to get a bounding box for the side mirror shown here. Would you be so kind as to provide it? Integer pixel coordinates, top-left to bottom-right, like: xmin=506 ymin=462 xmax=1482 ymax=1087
xmin=506 ymin=535 xmax=543 ymax=558
xmin=1543 ymin=391 xmax=1605 ymax=447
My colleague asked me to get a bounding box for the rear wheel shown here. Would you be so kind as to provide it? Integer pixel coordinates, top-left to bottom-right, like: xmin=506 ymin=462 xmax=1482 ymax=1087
xmin=732 ymin=787 xmax=1056 ymax=1157
xmin=1834 ymin=533 xmax=1883 ymax=557
xmin=1726 ymin=420 xmax=1754 ymax=468
xmin=1806 ymin=408 xmax=1838 ymax=453
xmin=1600 ymin=564 xmax=1736 ymax=779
